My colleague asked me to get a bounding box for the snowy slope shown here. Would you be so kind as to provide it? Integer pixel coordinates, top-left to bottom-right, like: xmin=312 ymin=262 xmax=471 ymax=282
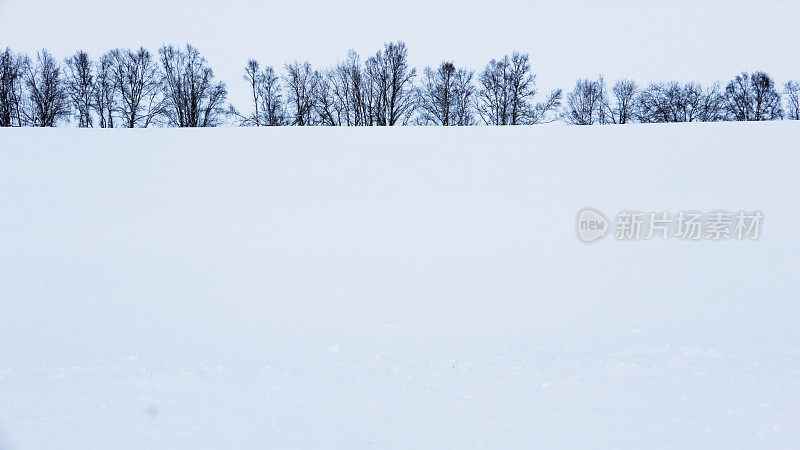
xmin=0 ymin=123 xmax=799 ymax=449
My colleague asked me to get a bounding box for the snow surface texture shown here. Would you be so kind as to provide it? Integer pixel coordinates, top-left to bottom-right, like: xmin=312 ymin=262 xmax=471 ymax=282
xmin=0 ymin=123 xmax=799 ymax=449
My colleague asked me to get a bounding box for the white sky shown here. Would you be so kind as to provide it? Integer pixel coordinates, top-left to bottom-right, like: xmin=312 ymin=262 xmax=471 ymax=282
xmin=1 ymin=0 xmax=799 ymax=110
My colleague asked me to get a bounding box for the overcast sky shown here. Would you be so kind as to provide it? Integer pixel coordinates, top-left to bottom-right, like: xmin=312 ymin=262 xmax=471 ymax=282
xmin=1 ymin=0 xmax=798 ymax=109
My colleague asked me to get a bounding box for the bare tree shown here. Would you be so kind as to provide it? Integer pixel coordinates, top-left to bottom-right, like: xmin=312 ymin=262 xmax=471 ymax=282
xmin=258 ymin=66 xmax=285 ymax=126
xmin=417 ymin=61 xmax=475 ymax=125
xmin=93 ymin=53 xmax=116 ymax=128
xmin=689 ymin=82 xmax=726 ymax=122
xmin=328 ymin=51 xmax=368 ymax=126
xmin=328 ymin=57 xmax=355 ymax=126
xmin=329 ymin=53 xmax=356 ymax=126
xmin=231 ymin=61 xmax=285 ymax=126
xmin=451 ymin=65 xmax=476 ymax=126
xmin=607 ymin=79 xmax=637 ymax=124
xmin=159 ymin=44 xmax=227 ymax=127
xmin=565 ymin=78 xmax=604 ymax=125
xmin=64 ymin=51 xmax=94 ymax=127
xmin=365 ymin=42 xmax=416 ymax=126
xmin=529 ymin=89 xmax=563 ymax=124
xmin=0 ymin=47 xmax=27 ymax=126
xmin=477 ymin=54 xmax=525 ymax=125
xmin=477 ymin=52 xmax=561 ymax=125
xmin=596 ymin=75 xmax=610 ymax=124
xmin=783 ymin=80 xmax=800 ymax=120
xmin=417 ymin=61 xmax=455 ymax=125
xmin=321 ymin=56 xmax=387 ymax=127
xmin=350 ymin=52 xmax=373 ymax=126
xmin=242 ymin=59 xmax=261 ymax=126
xmin=504 ymin=52 xmax=535 ymax=124
xmin=636 ymin=82 xmax=672 ymax=123
xmin=23 ymin=49 xmax=69 ymax=127
xmin=724 ymin=71 xmax=783 ymax=121
xmin=284 ymin=61 xmax=317 ymax=126
xmin=637 ymin=81 xmax=724 ymax=123
xmin=312 ymin=70 xmax=342 ymax=126
xmin=109 ymin=47 xmax=162 ymax=127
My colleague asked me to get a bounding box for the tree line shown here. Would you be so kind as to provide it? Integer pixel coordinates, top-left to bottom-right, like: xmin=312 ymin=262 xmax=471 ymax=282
xmin=1 ymin=42 xmax=799 ymax=128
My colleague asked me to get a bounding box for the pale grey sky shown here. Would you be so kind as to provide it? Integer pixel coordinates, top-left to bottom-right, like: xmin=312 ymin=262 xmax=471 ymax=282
xmin=1 ymin=0 xmax=798 ymax=109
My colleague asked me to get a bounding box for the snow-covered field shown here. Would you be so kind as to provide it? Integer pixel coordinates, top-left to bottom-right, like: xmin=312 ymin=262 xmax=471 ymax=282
xmin=1 ymin=123 xmax=799 ymax=449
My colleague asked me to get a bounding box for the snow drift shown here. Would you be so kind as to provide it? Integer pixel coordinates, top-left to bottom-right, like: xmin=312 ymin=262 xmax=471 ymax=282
xmin=1 ymin=123 xmax=799 ymax=448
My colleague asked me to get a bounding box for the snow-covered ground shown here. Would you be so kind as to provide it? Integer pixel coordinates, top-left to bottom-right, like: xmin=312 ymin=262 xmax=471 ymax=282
xmin=1 ymin=123 xmax=799 ymax=448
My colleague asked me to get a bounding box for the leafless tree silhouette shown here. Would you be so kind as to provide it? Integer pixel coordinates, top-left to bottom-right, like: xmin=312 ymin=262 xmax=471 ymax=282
xmin=0 ymin=47 xmax=27 ymax=126
xmin=783 ymin=80 xmax=799 ymax=120
xmin=417 ymin=61 xmax=475 ymax=125
xmin=724 ymin=71 xmax=783 ymax=121
xmin=637 ymin=81 xmax=724 ymax=123
xmin=159 ymin=44 xmax=227 ymax=127
xmin=4 ymin=43 xmax=799 ymax=128
xmin=565 ymin=78 xmax=605 ymax=125
xmin=64 ymin=51 xmax=95 ymax=127
xmin=108 ymin=47 xmax=162 ymax=127
xmin=477 ymin=52 xmax=561 ymax=125
xmin=284 ymin=61 xmax=317 ymax=126
xmin=232 ymin=60 xmax=285 ymax=126
xmin=328 ymin=51 xmax=369 ymax=126
xmin=365 ymin=42 xmax=416 ymax=126
xmin=607 ymin=79 xmax=637 ymax=124
xmin=93 ymin=53 xmax=116 ymax=128
xmin=23 ymin=49 xmax=69 ymax=127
